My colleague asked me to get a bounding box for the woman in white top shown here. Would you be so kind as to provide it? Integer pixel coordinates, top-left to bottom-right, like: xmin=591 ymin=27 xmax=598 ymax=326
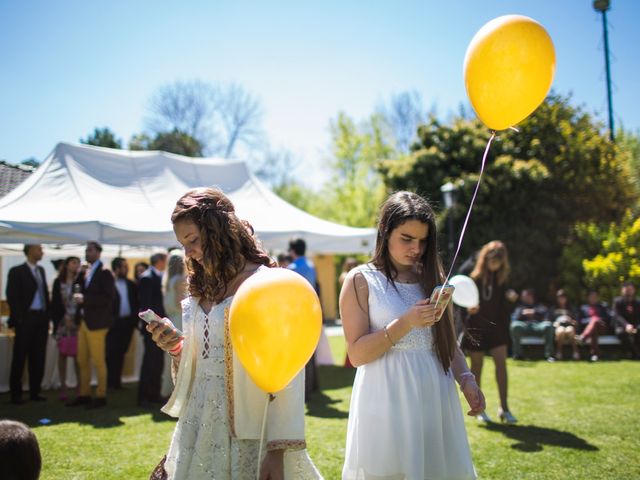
xmin=147 ymin=187 xmax=322 ymax=480
xmin=341 ymin=191 xmax=485 ymax=480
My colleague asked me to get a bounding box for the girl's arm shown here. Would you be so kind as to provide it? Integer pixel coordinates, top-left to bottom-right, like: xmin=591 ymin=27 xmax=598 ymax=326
xmin=340 ymin=271 xmax=435 ymax=367
xmin=451 ymin=345 xmax=486 ymax=416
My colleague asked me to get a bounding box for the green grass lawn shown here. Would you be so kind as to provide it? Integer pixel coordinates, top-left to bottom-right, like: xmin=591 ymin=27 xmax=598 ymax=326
xmin=1 ymin=337 xmax=638 ymax=479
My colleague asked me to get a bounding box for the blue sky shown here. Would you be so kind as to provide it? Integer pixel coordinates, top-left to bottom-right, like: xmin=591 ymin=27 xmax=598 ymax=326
xmin=1 ymin=0 xmax=638 ymax=186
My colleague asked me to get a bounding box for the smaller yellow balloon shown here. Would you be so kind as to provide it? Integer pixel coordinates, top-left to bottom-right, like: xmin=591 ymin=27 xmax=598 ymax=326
xmin=464 ymin=15 xmax=556 ymax=130
xmin=230 ymin=268 xmax=322 ymax=393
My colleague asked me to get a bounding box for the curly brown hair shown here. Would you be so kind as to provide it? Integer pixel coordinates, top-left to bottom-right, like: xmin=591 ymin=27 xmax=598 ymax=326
xmin=371 ymin=191 xmax=457 ymax=372
xmin=171 ymin=188 xmax=275 ymax=302
xmin=470 ymin=240 xmax=510 ymax=286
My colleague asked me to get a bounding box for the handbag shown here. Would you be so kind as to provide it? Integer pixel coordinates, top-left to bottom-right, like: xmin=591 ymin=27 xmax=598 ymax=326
xmin=57 ymin=334 xmax=78 ymax=357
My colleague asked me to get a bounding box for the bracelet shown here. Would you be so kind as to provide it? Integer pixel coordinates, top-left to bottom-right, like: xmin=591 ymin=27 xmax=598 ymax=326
xmin=458 ymin=371 xmax=476 ymax=390
xmin=383 ymin=325 xmax=395 ymax=347
xmin=169 ymin=339 xmax=184 ymax=357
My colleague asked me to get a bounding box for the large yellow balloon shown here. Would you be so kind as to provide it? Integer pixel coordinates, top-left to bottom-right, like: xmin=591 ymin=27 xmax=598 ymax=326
xmin=229 ymin=268 xmax=322 ymax=393
xmin=464 ymin=15 xmax=556 ymax=131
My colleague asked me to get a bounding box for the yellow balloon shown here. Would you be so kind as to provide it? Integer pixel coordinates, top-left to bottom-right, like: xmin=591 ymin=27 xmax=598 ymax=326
xmin=229 ymin=267 xmax=322 ymax=393
xmin=464 ymin=15 xmax=556 ymax=130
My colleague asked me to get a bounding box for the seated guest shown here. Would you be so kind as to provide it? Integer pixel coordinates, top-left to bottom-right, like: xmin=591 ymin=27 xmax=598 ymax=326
xmin=578 ymin=290 xmax=612 ymax=362
xmin=0 ymin=419 xmax=42 ymax=480
xmin=550 ymin=289 xmax=580 ymax=360
xmin=613 ymin=281 xmax=640 ymax=359
xmin=510 ymin=288 xmax=555 ymax=361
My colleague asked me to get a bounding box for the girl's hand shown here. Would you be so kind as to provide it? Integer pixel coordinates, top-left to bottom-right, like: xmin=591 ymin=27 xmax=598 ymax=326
xmin=461 ymin=380 xmax=486 ymax=416
xmin=401 ymin=299 xmax=438 ymax=328
xmin=259 ymin=449 xmax=284 ymax=480
xmin=147 ymin=320 xmax=183 ymax=353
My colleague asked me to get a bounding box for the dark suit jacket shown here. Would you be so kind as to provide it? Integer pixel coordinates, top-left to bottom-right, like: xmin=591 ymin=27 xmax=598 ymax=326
xmin=76 ymin=261 xmax=116 ymax=330
xmin=138 ymin=268 xmax=165 ymax=331
xmin=113 ymin=277 xmax=139 ymax=326
xmin=6 ymin=263 xmax=51 ymax=328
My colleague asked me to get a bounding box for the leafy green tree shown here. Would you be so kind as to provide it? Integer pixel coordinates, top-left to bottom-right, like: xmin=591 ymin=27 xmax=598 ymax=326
xmin=380 ymin=93 xmax=636 ymax=298
xmin=560 ymin=212 xmax=640 ymax=303
xmin=80 ymin=127 xmax=122 ymax=149
xmin=20 ymin=157 xmax=40 ymax=168
xmin=315 ymin=112 xmax=393 ymax=227
xmin=128 ymin=129 xmax=203 ymax=157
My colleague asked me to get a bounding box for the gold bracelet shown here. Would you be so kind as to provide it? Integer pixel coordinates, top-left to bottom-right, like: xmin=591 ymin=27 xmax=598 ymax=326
xmin=383 ymin=325 xmax=395 ymax=347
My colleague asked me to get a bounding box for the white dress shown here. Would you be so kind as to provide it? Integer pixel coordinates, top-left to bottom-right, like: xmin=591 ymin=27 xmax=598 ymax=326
xmin=343 ymin=265 xmax=476 ymax=480
xmin=164 ymin=297 xmax=322 ymax=479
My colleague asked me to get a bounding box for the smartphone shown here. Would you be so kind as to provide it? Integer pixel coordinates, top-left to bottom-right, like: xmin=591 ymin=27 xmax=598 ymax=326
xmin=429 ymin=285 xmax=455 ymax=322
xmin=138 ymin=309 xmax=183 ymax=339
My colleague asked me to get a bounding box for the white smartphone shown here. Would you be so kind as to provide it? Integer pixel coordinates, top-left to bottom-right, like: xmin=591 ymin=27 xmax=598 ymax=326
xmin=138 ymin=309 xmax=183 ymax=339
xmin=429 ymin=285 xmax=455 ymax=322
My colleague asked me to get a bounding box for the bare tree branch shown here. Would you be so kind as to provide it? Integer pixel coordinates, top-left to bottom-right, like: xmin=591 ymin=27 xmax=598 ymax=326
xmin=145 ymin=80 xmax=264 ymax=159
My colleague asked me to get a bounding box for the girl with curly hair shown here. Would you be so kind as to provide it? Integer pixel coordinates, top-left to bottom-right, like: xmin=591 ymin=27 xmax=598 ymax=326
xmin=147 ymin=187 xmax=322 ymax=480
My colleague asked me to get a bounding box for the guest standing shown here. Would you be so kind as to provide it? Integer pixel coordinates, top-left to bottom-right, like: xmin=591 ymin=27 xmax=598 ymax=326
xmin=137 ymin=252 xmax=168 ymax=407
xmin=6 ymin=244 xmax=51 ymax=404
xmin=51 ymin=255 xmax=81 ymax=401
xmin=106 ymin=257 xmax=138 ymax=389
xmin=67 ymin=241 xmax=115 ymax=408
xmin=461 ymin=240 xmax=519 ymax=423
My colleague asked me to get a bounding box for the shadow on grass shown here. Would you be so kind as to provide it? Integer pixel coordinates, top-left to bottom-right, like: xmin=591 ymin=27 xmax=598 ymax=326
xmin=304 ymin=365 xmax=354 ymax=419
xmin=0 ymin=384 xmax=175 ymax=429
xmin=483 ymin=422 xmax=599 ymax=452
xmin=317 ymin=365 xmax=355 ymax=390
xmin=306 ymin=391 xmax=348 ymax=419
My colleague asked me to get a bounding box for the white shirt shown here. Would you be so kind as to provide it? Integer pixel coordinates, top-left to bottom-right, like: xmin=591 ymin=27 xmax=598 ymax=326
xmin=26 ymin=261 xmax=45 ymax=311
xmin=115 ymin=278 xmax=131 ymax=317
xmin=84 ymin=260 xmax=102 ymax=287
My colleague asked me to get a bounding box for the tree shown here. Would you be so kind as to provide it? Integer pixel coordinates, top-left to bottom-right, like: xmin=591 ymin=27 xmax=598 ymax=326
xmin=80 ymin=127 xmax=122 ymax=149
xmin=151 ymin=129 xmax=203 ymax=157
xmin=380 ymin=93 xmax=636 ymax=298
xmin=616 ymin=128 xmax=640 ymax=209
xmin=20 ymin=157 xmax=40 ymax=168
xmin=145 ymin=80 xmax=263 ymax=159
xmin=560 ymin=212 xmax=640 ymax=303
xmin=315 ymin=112 xmax=393 ymax=227
xmin=377 ymin=90 xmax=428 ymax=153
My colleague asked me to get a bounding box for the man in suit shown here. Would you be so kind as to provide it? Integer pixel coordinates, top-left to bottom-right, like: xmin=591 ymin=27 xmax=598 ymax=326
xmin=106 ymin=257 xmax=138 ymax=390
xmin=67 ymin=241 xmax=115 ymax=408
xmin=137 ymin=252 xmax=168 ymax=407
xmin=6 ymin=244 xmax=51 ymax=404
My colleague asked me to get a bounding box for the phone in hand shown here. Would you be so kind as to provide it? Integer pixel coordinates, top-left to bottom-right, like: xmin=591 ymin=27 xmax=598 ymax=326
xmin=138 ymin=309 xmax=183 ymax=340
xmin=429 ymin=285 xmax=455 ymax=322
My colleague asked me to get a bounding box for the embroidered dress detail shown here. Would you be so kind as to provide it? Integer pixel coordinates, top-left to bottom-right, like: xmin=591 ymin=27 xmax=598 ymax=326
xmin=163 ymin=295 xmax=322 ymax=480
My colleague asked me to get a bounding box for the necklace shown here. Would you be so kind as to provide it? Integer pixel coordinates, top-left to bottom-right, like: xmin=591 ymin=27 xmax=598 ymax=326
xmin=482 ymin=275 xmax=494 ymax=301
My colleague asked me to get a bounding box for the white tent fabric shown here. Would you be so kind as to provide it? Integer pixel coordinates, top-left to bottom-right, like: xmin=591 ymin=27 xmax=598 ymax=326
xmin=0 ymin=143 xmax=376 ymax=253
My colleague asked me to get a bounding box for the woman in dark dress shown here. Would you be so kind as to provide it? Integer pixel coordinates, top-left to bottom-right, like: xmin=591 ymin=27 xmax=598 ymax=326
xmin=461 ymin=241 xmax=518 ymax=423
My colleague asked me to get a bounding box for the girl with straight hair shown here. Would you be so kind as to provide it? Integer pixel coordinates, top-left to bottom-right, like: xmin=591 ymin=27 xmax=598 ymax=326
xmin=341 ymin=191 xmax=483 ymax=480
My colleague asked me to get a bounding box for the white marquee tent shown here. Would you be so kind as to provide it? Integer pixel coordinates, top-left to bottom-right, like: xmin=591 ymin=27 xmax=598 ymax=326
xmin=0 ymin=143 xmax=376 ymax=253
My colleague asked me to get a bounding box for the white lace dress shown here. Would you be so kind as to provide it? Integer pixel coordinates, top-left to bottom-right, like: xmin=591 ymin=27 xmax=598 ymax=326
xmin=164 ymin=297 xmax=322 ymax=479
xmin=343 ymin=265 xmax=476 ymax=480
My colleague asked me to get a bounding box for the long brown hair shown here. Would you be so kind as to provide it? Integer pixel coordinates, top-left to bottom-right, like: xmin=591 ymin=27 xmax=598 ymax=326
xmin=470 ymin=240 xmax=510 ymax=286
xmin=58 ymin=256 xmax=80 ymax=284
xmin=371 ymin=191 xmax=457 ymax=372
xmin=170 ymin=188 xmax=275 ymax=302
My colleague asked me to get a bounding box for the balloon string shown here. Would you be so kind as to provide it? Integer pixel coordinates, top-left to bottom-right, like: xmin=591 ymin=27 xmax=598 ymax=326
xmin=256 ymin=393 xmax=270 ymax=480
xmin=443 ymin=131 xmax=496 ymax=287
